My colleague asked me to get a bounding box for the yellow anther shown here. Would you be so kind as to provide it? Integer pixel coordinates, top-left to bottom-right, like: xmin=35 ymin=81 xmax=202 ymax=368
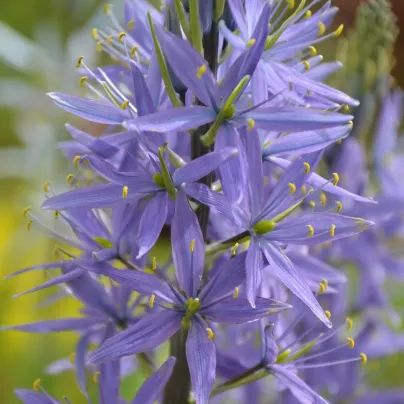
xmin=348 ymin=120 xmax=353 ymax=126
xmin=287 ymin=0 xmax=295 ymax=9
xmin=336 ymin=201 xmax=343 ymax=213
xmin=93 ymin=371 xmax=101 ymax=383
xmin=337 ymin=139 xmax=343 ymax=145
xmin=346 ymin=337 xmax=355 ymax=349
xmin=23 ymin=206 xmax=31 ymax=218
xmin=127 ymin=19 xmax=136 ymax=30
xmin=76 ymin=56 xmax=84 ymax=68
xmin=303 ymin=162 xmax=311 ymax=174
xmin=246 ymin=38 xmax=256 ymax=47
xmin=334 ymin=24 xmax=344 ymax=38
xmin=318 ymin=22 xmax=326 ymax=36
xmin=79 ymin=76 xmax=88 ymax=87
xmin=130 ymin=46 xmax=138 ymax=57
xmin=118 ymin=32 xmax=127 ymax=42
xmin=206 ymin=328 xmax=215 ymax=339
xmin=54 ymin=211 xmax=59 ymax=219
xmin=263 ymin=176 xmax=269 ymax=186
xmin=197 ymin=65 xmax=207 ymax=79
xmin=288 ymin=183 xmax=296 ymax=194
xmin=360 ymin=353 xmax=367 ymax=365
xmin=233 ymin=287 xmax=239 ymax=299
xmin=96 ymin=40 xmax=104 ymax=52
xmin=91 ymin=28 xmax=99 ymax=40
xmin=103 ymin=4 xmax=113 ymax=14
xmin=322 ymin=279 xmax=328 ymax=289
xmin=33 ymin=378 xmax=41 ymax=391
xmin=66 ymin=174 xmax=74 ymax=185
xmin=308 ymin=45 xmax=317 ymax=56
xmin=149 ymin=294 xmax=156 ymax=308
xmin=318 ymin=282 xmax=326 ymax=294
xmin=107 ymin=35 xmax=114 ymax=45
xmin=329 ymin=224 xmax=336 ymax=237
xmin=189 ymin=239 xmax=196 ymax=253
xmin=73 ymin=155 xmax=82 ymax=168
xmin=302 ymin=60 xmax=310 ymax=71
xmin=69 ymin=352 xmax=76 ymax=364
xmin=152 ymin=256 xmax=157 ymax=271
xmin=309 ymin=201 xmax=316 ymax=208
xmin=346 ymin=317 xmax=353 ymax=330
xmin=122 ymin=186 xmax=129 ymax=199
xmin=231 ymin=243 xmax=239 ymax=256
xmin=120 ymin=100 xmax=129 ymax=110
xmin=305 ymin=10 xmax=312 ymax=18
xmin=301 ymin=185 xmax=307 ymax=194
xmin=332 ymin=172 xmax=339 ymax=186
xmin=343 ymin=105 xmax=350 ymax=112
xmin=306 ymin=225 xmax=314 ymax=237
xmin=320 ymin=192 xmax=327 ymax=206
xmin=246 ymin=118 xmax=255 ymax=131
xmin=43 ymin=181 xmax=51 ymax=193
xmin=325 ymin=310 xmax=331 ymax=319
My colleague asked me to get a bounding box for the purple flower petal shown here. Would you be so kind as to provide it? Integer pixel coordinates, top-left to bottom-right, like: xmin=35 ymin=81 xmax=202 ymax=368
xmin=14 ymin=389 xmax=61 ymax=404
xmin=186 ymin=319 xmax=216 ymax=404
xmin=76 ymin=329 xmax=95 ymax=398
xmin=1 ymin=318 xmax=101 ymax=333
xmin=246 ymin=237 xmax=263 ymax=308
xmin=99 ymin=361 xmax=120 ymax=404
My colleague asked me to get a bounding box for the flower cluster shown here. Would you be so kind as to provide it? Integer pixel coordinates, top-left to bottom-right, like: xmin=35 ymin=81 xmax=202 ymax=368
xmin=4 ymin=1 xmax=404 ymax=403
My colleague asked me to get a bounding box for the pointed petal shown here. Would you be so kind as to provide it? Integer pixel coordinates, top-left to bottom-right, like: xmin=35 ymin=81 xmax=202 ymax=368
xmin=48 ymin=92 xmax=131 ymax=124
xmin=246 ymin=237 xmax=263 ymax=307
xmin=4 ymin=262 xmax=61 ymax=280
xmin=99 ymin=360 xmax=120 ymax=404
xmin=173 ymin=147 xmax=238 ymax=185
xmin=14 ymin=389 xmax=61 ymax=404
xmin=1 ymin=318 xmax=101 ymax=333
xmin=186 ymin=319 xmax=216 ymax=404
xmin=129 ymin=60 xmax=156 ymax=115
xmin=137 ymin=192 xmax=168 ymax=258
xmin=88 ymin=310 xmax=182 ymax=364
xmin=202 ymin=295 xmax=290 ymax=324
xmin=172 ymin=191 xmax=204 ymax=296
xmin=76 ymin=329 xmax=94 ymax=398
xmin=131 ymin=357 xmax=176 ymax=404
xmin=260 ymin=240 xmax=332 ymax=327
xmin=125 ymin=106 xmax=216 ymax=133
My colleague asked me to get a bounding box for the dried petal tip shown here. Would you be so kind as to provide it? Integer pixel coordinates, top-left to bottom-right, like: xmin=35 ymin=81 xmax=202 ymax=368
xmin=79 ymin=76 xmax=88 ymax=87
xmin=325 ymin=310 xmax=331 ymax=319
xmin=303 ymin=162 xmax=311 ymax=173
xmin=334 ymin=24 xmax=344 ymax=38
xmin=246 ymin=118 xmax=255 ymax=131
xmin=360 ymin=353 xmax=367 ymax=364
xmin=306 ymin=225 xmax=314 ymax=237
xmin=332 ymin=173 xmax=339 ymax=186
xmin=91 ymin=28 xmax=98 ymax=40
xmin=336 ymin=201 xmax=343 ymax=213
xmin=32 ymin=378 xmax=41 ymax=392
xmin=346 ymin=317 xmax=353 ymax=330
xmin=23 ymin=207 xmax=31 ymax=218
xmin=233 ymin=287 xmax=239 ymax=299
xmin=318 ymin=22 xmax=326 ymax=36
xmin=122 ymin=186 xmax=129 ymax=199
xmin=302 ymin=60 xmax=310 ymax=70
xmin=149 ymin=294 xmax=156 ymax=308
xmin=288 ymin=183 xmax=296 ymax=194
xmin=329 ymin=224 xmax=336 ymax=237
xmin=231 ymin=243 xmax=239 ymax=256
xmin=118 ymin=32 xmax=126 ymax=42
xmin=76 ymin=56 xmax=84 ymax=68
xmin=93 ymin=372 xmax=100 ymax=383
xmin=197 ymin=65 xmax=207 ymax=79
xmin=206 ymin=328 xmax=215 ymax=339
xmin=346 ymin=337 xmax=355 ymax=349
xmin=43 ymin=181 xmax=51 ymax=193
xmin=127 ymin=19 xmax=136 ymax=30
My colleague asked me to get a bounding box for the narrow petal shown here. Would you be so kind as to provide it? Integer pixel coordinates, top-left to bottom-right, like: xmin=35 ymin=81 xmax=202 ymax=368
xmin=129 ymin=60 xmax=156 ymax=115
xmin=48 ymin=92 xmax=131 ymax=124
xmin=88 ymin=310 xmax=182 ymax=364
xmin=14 ymin=390 xmax=61 ymax=404
xmin=186 ymin=319 xmax=216 ymax=404
xmin=137 ymin=192 xmax=168 ymax=258
xmin=125 ymin=106 xmax=216 ymax=133
xmin=173 ymin=147 xmax=238 ymax=185
xmin=76 ymin=329 xmax=94 ymax=398
xmin=99 ymin=361 xmax=120 ymax=404
xmin=131 ymin=357 xmax=176 ymax=404
xmin=260 ymin=240 xmax=332 ymax=327
xmin=202 ymin=295 xmax=291 ymax=324
xmin=246 ymin=237 xmax=264 ymax=308
xmin=1 ymin=318 xmax=101 ymax=333
xmin=172 ymin=191 xmax=204 ymax=296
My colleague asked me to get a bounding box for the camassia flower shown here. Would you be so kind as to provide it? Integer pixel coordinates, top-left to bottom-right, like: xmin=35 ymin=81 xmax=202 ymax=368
xmin=87 ymin=192 xmax=291 ymax=404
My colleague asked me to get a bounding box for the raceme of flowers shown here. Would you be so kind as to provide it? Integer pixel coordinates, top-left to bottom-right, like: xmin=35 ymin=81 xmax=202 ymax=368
xmin=4 ymin=1 xmax=404 ymax=404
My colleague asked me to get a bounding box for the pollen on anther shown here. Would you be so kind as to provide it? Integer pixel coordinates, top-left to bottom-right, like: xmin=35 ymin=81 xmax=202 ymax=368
xmin=287 ymin=0 xmax=295 ymax=9
xmin=346 ymin=317 xmax=353 ymax=330
xmin=246 ymin=118 xmax=255 ymax=131
xmin=346 ymin=337 xmax=355 ymax=349
xmin=189 ymin=239 xmax=196 ymax=253
xmin=118 ymin=32 xmax=127 ymax=42
xmin=149 ymin=294 xmax=156 ymax=308
xmin=303 ymin=162 xmax=311 ymax=173
xmin=103 ymin=4 xmax=113 ymax=14
xmin=233 ymin=287 xmax=239 ymax=299
xmin=127 ymin=19 xmax=136 ymax=30
xmin=33 ymin=378 xmax=41 ymax=391
xmin=197 ymin=65 xmax=207 ymax=79
xmin=107 ymin=35 xmax=114 ymax=45
xmin=130 ymin=46 xmax=138 ymax=57
xmin=152 ymin=256 xmax=157 ymax=271
xmin=76 ymin=56 xmax=84 ymax=68
xmin=66 ymin=174 xmax=74 ymax=185
xmin=231 ymin=243 xmax=239 ymax=256
xmin=334 ymin=24 xmax=344 ymax=38
xmin=96 ymin=41 xmax=104 ymax=52
xmin=318 ymin=281 xmax=327 ymax=294
xmin=122 ymin=186 xmax=129 ymax=199
xmin=322 ymin=278 xmax=328 ymax=289
xmin=320 ymin=192 xmax=327 ymax=206
xmin=308 ymin=46 xmax=317 ymax=57
xmin=79 ymin=76 xmax=88 ymax=87
xmin=309 ymin=201 xmax=316 ymax=208
xmin=343 ymin=105 xmax=350 ymax=112
xmin=93 ymin=371 xmax=101 ymax=383
xmin=332 ymin=172 xmax=339 ymax=186
xmin=325 ymin=310 xmax=331 ymax=319
xmin=246 ymin=38 xmax=256 ymax=47
xmin=91 ymin=28 xmax=99 ymax=40
xmin=307 ymin=225 xmax=314 ymax=237
xmin=54 ymin=211 xmax=59 ymax=219
xmin=329 ymin=224 xmax=336 ymax=237
xmin=206 ymin=328 xmax=215 ymax=339
xmin=288 ymin=183 xmax=296 ymax=194
xmin=360 ymin=353 xmax=367 ymax=365
xmin=121 ymin=100 xmax=129 ymax=110
xmin=302 ymin=60 xmax=310 ymax=70
xmin=23 ymin=206 xmax=31 ymax=218
xmin=336 ymin=201 xmax=343 ymax=213
xmin=318 ymin=22 xmax=326 ymax=36
xmin=73 ymin=155 xmax=82 ymax=168
xmin=43 ymin=181 xmax=51 ymax=193
xmin=301 ymin=185 xmax=307 ymax=194
xmin=305 ymin=10 xmax=312 ymax=18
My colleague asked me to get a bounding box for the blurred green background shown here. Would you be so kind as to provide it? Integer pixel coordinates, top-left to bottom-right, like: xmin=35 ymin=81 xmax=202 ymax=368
xmin=1 ymin=1 xmax=404 ymax=403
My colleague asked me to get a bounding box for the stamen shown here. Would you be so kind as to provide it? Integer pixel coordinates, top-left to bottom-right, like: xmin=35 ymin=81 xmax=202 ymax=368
xmin=308 ymin=45 xmax=317 ymax=56
xmin=246 ymin=118 xmax=255 ymax=131
xmin=322 ymin=279 xmax=328 ymax=289
xmin=43 ymin=181 xmax=51 ymax=193
xmin=288 ymin=183 xmax=296 ymax=194
xmin=346 ymin=337 xmax=355 ymax=349
xmin=348 ymin=120 xmax=353 ymax=126
xmin=318 ymin=281 xmax=327 ymax=294
xmin=318 ymin=22 xmax=326 ymax=36
xmin=118 ymin=32 xmax=126 ymax=42
xmin=246 ymin=38 xmax=256 ymax=47
xmin=76 ymin=56 xmax=84 ymax=68
xmin=120 ymin=100 xmax=129 ymax=109
xmin=343 ymin=105 xmax=350 ymax=112
xmin=106 ymin=35 xmax=114 ymax=45
xmin=287 ymin=0 xmax=295 ymax=9
xmin=189 ymin=239 xmax=196 ymax=253
xmin=309 ymin=201 xmax=316 ymax=208
xmin=231 ymin=243 xmax=239 ymax=256
xmin=360 ymin=353 xmax=367 ymax=364
xmin=301 ymin=185 xmax=307 ymax=194
xmin=206 ymin=328 xmax=215 ymax=339
xmin=122 ymin=186 xmax=129 ymax=198
xmin=23 ymin=207 xmax=31 ymax=218
xmin=152 ymin=256 xmax=157 ymax=271
xmin=130 ymin=46 xmax=138 ymax=57
xmin=93 ymin=372 xmax=101 ymax=383
xmin=73 ymin=155 xmax=82 ymax=168
xmin=33 ymin=378 xmax=41 ymax=391
xmin=336 ymin=201 xmax=343 ymax=213
xmin=66 ymin=174 xmax=74 ymax=185
xmin=149 ymin=294 xmax=156 ymax=308
xmin=197 ymin=65 xmax=207 ymax=79
xmin=233 ymin=287 xmax=239 ymax=299
xmin=329 ymin=224 xmax=336 ymax=237
xmin=96 ymin=41 xmax=104 ymax=52
xmin=127 ymin=19 xmax=136 ymax=30
xmin=325 ymin=310 xmax=331 ymax=319
xmin=302 ymin=60 xmax=310 ymax=70
xmin=103 ymin=4 xmax=113 ymax=14
xmin=303 ymin=161 xmax=311 ymax=173
xmin=305 ymin=10 xmax=312 ymax=18
xmin=79 ymin=76 xmax=88 ymax=87
xmin=91 ymin=28 xmax=98 ymax=40
xmin=346 ymin=317 xmax=353 ymax=330
xmin=334 ymin=24 xmax=344 ymax=38
xmin=306 ymin=225 xmax=314 ymax=237
xmin=332 ymin=172 xmax=339 ymax=186
xmin=320 ymin=192 xmax=327 ymax=206
xmin=54 ymin=211 xmax=59 ymax=219
xmin=27 ymin=220 xmax=33 ymax=231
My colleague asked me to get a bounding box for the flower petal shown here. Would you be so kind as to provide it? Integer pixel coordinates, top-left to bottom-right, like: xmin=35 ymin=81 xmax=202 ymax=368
xmin=1 ymin=318 xmax=101 ymax=333
xmin=246 ymin=236 xmax=264 ymax=308
xmin=14 ymin=389 xmax=61 ymax=404
xmin=186 ymin=319 xmax=216 ymax=404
